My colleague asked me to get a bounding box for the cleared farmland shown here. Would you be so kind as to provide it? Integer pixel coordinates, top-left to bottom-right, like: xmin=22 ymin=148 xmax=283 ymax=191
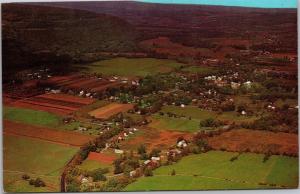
xmin=87 ymin=152 xmax=116 ymax=164
xmin=45 ymin=75 xmax=125 ymax=93
xmin=4 ymin=106 xmax=62 ymax=127
xmin=79 ymin=57 xmax=184 ymax=77
xmin=3 ymin=106 xmax=102 ymax=136
xmin=89 ymin=103 xmax=134 ymax=120
xmin=3 ymin=120 xmax=94 ymax=147
xmin=181 ymin=66 xmax=218 ymax=75
xmin=151 ymin=105 xmax=259 ymax=132
xmin=3 ymin=134 xmax=78 ymax=192
xmin=8 ymin=93 xmax=95 ymax=115
xmin=208 ymin=129 xmax=298 ymax=155
xmin=124 ymin=151 xmax=299 ymax=191
xmin=119 ymin=126 xmax=192 ymax=150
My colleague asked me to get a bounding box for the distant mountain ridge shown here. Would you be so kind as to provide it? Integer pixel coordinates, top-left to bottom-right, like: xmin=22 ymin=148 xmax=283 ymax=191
xmin=2 ymin=3 xmax=138 ymax=77
xmin=31 ymin=1 xmax=297 ymax=50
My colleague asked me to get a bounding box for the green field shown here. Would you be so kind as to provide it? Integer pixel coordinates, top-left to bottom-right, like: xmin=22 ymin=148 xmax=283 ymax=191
xmin=4 ymin=106 xmax=101 ymax=135
xmin=217 ymin=112 xmax=258 ymax=123
xmin=79 ymin=57 xmax=184 ymax=77
xmin=151 ymin=105 xmax=259 ymax=132
xmin=160 ymin=105 xmax=217 ymax=120
xmin=181 ymin=66 xmax=217 ymax=75
xmin=125 ymin=151 xmax=298 ymax=191
xmin=150 ymin=105 xmax=217 ymax=132
xmin=78 ymin=160 xmax=114 ymax=176
xmin=4 ymin=106 xmax=61 ymax=127
xmin=151 ymin=115 xmax=199 ymax=132
xmin=3 ymin=135 xmax=79 ymax=192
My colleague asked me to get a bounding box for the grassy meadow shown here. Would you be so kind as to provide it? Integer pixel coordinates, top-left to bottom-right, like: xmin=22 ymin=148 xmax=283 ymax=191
xmin=79 ymin=57 xmax=184 ymax=77
xmin=4 ymin=106 xmax=61 ymax=127
xmin=3 ymin=135 xmax=78 ymax=192
xmin=150 ymin=105 xmax=258 ymax=132
xmin=124 ymin=151 xmax=298 ymax=191
xmin=3 ymin=106 xmax=101 ymax=135
xmin=181 ymin=66 xmax=217 ymax=75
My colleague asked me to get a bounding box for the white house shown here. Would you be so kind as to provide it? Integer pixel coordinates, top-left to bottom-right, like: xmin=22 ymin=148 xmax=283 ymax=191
xmin=114 ymin=149 xmax=124 ymax=154
xmin=177 ymin=140 xmax=188 ymax=148
xmin=151 ymin=156 xmax=160 ymax=161
xmin=81 ymin=177 xmax=89 ymax=184
xmin=129 ymin=170 xmax=136 ymax=177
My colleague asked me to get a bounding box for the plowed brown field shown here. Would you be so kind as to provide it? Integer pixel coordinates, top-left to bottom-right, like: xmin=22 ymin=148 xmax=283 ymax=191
xmin=89 ymin=103 xmax=134 ymax=120
xmin=8 ymin=93 xmax=95 ymax=116
xmin=208 ymin=129 xmax=298 ymax=155
xmin=3 ymin=120 xmax=94 ymax=147
xmin=87 ymin=152 xmax=116 ymax=164
xmin=121 ymin=127 xmax=192 ymax=150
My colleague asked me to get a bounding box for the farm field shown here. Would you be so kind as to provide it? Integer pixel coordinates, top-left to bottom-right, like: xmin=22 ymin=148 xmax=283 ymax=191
xmin=89 ymin=103 xmax=134 ymax=120
xmin=119 ymin=126 xmax=192 ymax=150
xmin=124 ymin=151 xmax=298 ymax=191
xmin=207 ymin=129 xmax=298 ymax=155
xmin=45 ymin=75 xmax=124 ymax=93
xmin=150 ymin=105 xmax=216 ymax=132
xmin=150 ymin=115 xmax=199 ymax=132
xmin=79 ymin=57 xmax=184 ymax=77
xmin=87 ymin=152 xmax=116 ymax=164
xmin=2 ymin=1 xmax=298 ymax=192
xmin=4 ymin=106 xmax=61 ymax=127
xmin=3 ymin=106 xmax=102 ymax=136
xmin=77 ymin=160 xmax=114 ymax=176
xmin=181 ymin=66 xmax=217 ymax=75
xmin=151 ymin=105 xmax=258 ymax=132
xmin=3 ymin=134 xmax=78 ymax=192
xmin=73 ymin=100 xmax=109 ymax=118
xmin=7 ymin=93 xmax=95 ymax=116
xmin=3 ymin=120 xmax=94 ymax=147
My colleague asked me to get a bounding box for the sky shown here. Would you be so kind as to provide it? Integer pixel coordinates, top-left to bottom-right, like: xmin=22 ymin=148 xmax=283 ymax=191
xmin=138 ymin=0 xmax=298 ymax=8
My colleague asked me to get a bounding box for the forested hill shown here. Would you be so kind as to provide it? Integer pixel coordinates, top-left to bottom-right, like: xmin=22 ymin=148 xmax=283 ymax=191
xmin=2 ymin=3 xmax=138 ymax=76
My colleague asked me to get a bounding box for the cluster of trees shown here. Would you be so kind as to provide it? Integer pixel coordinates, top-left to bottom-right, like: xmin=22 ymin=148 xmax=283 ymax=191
xmin=137 ymin=144 xmax=161 ymax=160
xmin=200 ymin=118 xmax=225 ymax=128
xmin=99 ymin=177 xmax=135 ymax=192
xmin=88 ymin=168 xmax=108 ymax=182
xmin=220 ymin=101 xmax=235 ymax=112
xmin=22 ymin=174 xmax=46 ymax=187
xmin=66 ymin=167 xmax=109 ymax=192
xmin=241 ymin=108 xmax=297 ymax=133
xmin=113 ymin=153 xmax=140 ymax=175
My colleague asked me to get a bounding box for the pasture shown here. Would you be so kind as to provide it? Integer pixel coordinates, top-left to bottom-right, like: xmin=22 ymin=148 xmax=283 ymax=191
xmin=4 ymin=106 xmax=101 ymax=136
xmin=3 ymin=135 xmax=78 ymax=192
xmin=181 ymin=66 xmax=217 ymax=75
xmin=124 ymin=151 xmax=298 ymax=191
xmin=150 ymin=105 xmax=216 ymax=132
xmin=151 ymin=105 xmax=259 ymax=132
xmin=79 ymin=57 xmax=184 ymax=77
xmin=4 ymin=106 xmax=61 ymax=127
xmin=150 ymin=115 xmax=199 ymax=132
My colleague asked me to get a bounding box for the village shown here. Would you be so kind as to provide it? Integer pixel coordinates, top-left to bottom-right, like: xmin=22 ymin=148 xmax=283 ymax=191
xmin=2 ymin=2 xmax=298 ymax=192
xmin=3 ymin=47 xmax=298 ymax=191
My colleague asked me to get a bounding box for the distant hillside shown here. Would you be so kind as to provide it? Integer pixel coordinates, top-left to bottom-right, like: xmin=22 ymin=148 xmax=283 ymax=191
xmin=33 ymin=1 xmax=297 ymax=52
xmin=2 ymin=3 xmax=138 ymax=77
